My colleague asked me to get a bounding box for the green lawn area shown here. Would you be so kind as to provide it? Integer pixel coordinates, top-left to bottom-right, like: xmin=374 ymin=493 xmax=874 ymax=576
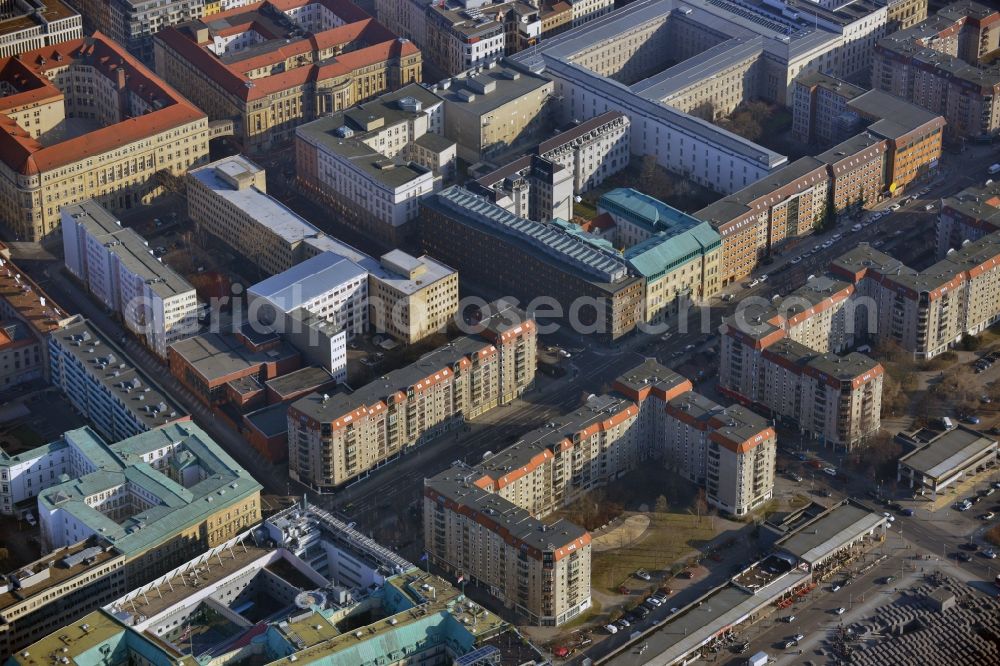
xmin=591 ymin=512 xmax=716 ymax=595
xmin=573 ymin=199 xmax=598 ymax=221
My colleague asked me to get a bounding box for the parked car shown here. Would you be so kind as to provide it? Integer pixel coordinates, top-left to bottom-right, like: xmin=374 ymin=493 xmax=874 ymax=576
xmin=782 ymin=615 xmax=796 ymax=623
xmin=616 ymin=618 xmax=630 ymax=629
xmin=605 ymin=624 xmax=619 ymax=634
xmin=834 ymin=607 xmax=846 ymax=615
xmin=792 ymin=634 xmax=804 ymax=643
xmin=635 ymin=569 xmax=652 ymax=581
xmin=981 ymin=549 xmax=997 ymax=559
xmin=831 ymin=583 xmax=842 ymax=592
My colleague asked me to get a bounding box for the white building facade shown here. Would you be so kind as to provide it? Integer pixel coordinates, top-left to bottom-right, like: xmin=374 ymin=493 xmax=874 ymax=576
xmin=61 ymin=201 xmax=199 ymax=359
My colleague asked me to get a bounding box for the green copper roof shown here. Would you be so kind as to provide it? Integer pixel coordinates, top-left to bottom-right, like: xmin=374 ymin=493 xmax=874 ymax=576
xmin=624 ymin=222 xmax=721 ymax=278
xmin=37 ymin=423 xmax=261 ymax=558
xmin=599 ymin=188 xmax=704 ymax=234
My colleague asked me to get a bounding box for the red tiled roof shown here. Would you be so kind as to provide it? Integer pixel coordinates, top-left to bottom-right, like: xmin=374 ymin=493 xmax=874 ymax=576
xmin=157 ymin=0 xmax=418 ymax=102
xmin=0 ymin=33 xmax=206 ymax=176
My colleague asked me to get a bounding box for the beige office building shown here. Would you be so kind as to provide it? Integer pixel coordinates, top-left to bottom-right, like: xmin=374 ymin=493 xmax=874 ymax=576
xmin=427 ymin=61 xmax=555 ymax=162
xmin=0 ymin=34 xmax=212 ymax=242
xmin=369 ymin=250 xmax=459 ymax=344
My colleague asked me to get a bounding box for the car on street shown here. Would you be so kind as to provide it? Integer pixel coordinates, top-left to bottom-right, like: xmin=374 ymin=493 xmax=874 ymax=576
xmin=960 ymin=542 xmax=979 ymax=551
xmin=605 ymin=624 xmax=619 ymax=634
xmin=782 ymin=640 xmax=797 ymax=649
xmin=890 ymin=203 xmax=901 ymax=211
xmin=957 ymin=552 xmax=973 ymax=562
xmin=834 ymin=607 xmax=846 ymax=615
xmin=793 ymin=634 xmax=804 ymax=643
xmin=901 ymin=508 xmax=915 ymax=516
xmin=748 ymin=279 xmax=760 ymax=288
xmin=617 ymin=618 xmax=630 ymax=629
xmin=981 ymin=549 xmax=997 ymax=559
xmin=759 ymin=273 xmax=769 ymax=282
xmin=823 ymin=467 xmax=837 ymax=476
xmin=831 ymin=583 xmax=842 ymax=592
xmin=965 ymin=415 xmax=981 ymax=424
xmin=882 ymin=512 xmax=896 ymax=522
xmin=684 ymin=344 xmax=696 ymax=352
xmin=782 ymin=615 xmax=796 ymax=623
xmin=981 ymin=512 xmax=996 ymax=520
xmin=880 ymin=576 xmax=895 ymax=585
xmin=635 ymin=569 xmax=651 ymax=581
xmin=790 ymin=256 xmax=802 ymax=264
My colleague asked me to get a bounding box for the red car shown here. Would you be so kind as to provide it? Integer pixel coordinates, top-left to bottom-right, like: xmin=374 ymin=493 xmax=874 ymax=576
xmin=806 ymin=460 xmax=823 ymax=469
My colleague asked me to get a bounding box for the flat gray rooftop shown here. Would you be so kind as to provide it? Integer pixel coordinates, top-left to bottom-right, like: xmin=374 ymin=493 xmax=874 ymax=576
xmin=899 ymin=426 xmax=998 ymax=480
xmin=52 ymin=319 xmax=186 ymax=430
xmin=606 ymin=568 xmax=810 ymax=665
xmin=777 ymin=500 xmax=886 ymax=565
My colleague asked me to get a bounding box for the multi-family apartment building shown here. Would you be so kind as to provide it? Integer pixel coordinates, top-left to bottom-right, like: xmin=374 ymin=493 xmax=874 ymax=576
xmin=846 ymin=90 xmax=946 ymax=192
xmin=719 ymin=276 xmax=884 ymax=450
xmin=696 ymin=158 xmax=831 ymax=286
xmin=421 ymin=186 xmax=644 ymax=341
xmin=295 ymin=84 xmax=450 ymax=245
xmin=288 ymin=301 xmax=536 ymax=490
xmin=816 ymin=132 xmax=888 ymax=214
xmin=0 ymin=0 xmax=81 ymax=58
xmin=830 ymin=234 xmax=1000 ymax=358
xmin=0 ymin=422 xmax=261 ymax=656
xmin=698 ymin=91 xmax=943 ymax=284
xmin=424 ymin=358 xmax=775 ymax=624
xmin=598 ymin=188 xmax=722 ymax=322
xmin=61 ymin=201 xmax=200 ymax=359
xmin=48 ymin=318 xmax=187 ymax=443
xmin=0 ymin=33 xmax=212 ymax=242
xmin=368 ymin=250 xmax=459 ymax=344
xmin=187 ymin=155 xmax=379 ymax=276
xmin=427 ymin=61 xmax=555 ymax=162
xmin=154 ymin=0 xmax=422 ymax=154
xmin=873 ymin=1 xmax=1000 ymax=140
xmin=937 ymin=179 xmax=1000 ymax=256
xmin=425 ymin=470 xmax=592 ymax=626
xmin=470 ymin=111 xmax=630 ymax=221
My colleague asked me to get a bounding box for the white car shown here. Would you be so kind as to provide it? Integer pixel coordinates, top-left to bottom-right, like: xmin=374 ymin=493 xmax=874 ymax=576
xmin=831 ymin=584 xmax=842 ymax=592
xmin=982 ymin=549 xmax=997 ymax=559
xmin=822 ymin=240 xmax=834 ymax=249
xmin=890 ymin=203 xmax=901 ymax=211
xmin=882 ymin=512 xmax=896 ymax=522
xmin=834 ymin=607 xmax=846 ymax=615
xmin=559 ymin=349 xmax=572 ymax=358
xmin=832 ymin=233 xmax=842 ymax=240
xmin=759 ymin=273 xmax=769 ymax=282
xmin=749 ymin=279 xmax=760 ymax=288
xmin=823 ymin=467 xmax=837 ymax=476
xmin=790 ymin=256 xmax=802 ymax=264
xmin=605 ymin=624 xmax=619 ymax=634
